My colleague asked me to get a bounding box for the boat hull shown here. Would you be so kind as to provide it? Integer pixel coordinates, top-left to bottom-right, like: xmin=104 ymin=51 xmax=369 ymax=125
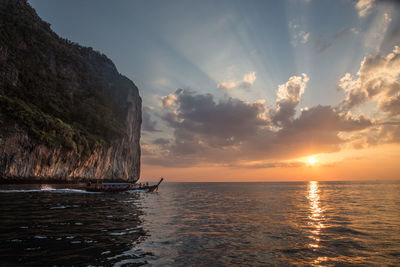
xmin=85 ymin=178 xmax=164 ymax=193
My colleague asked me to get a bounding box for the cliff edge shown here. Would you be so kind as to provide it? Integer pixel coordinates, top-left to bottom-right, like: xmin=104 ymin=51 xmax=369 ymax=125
xmin=0 ymin=0 xmax=141 ymax=182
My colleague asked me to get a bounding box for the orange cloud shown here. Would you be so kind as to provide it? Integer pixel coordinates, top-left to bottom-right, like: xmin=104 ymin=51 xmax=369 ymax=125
xmin=217 ymin=71 xmax=256 ymax=91
xmin=356 ymin=0 xmax=375 ymax=17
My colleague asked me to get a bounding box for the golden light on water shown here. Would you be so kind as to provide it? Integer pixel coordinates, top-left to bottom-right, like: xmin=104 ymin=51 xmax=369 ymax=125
xmin=307 ymin=181 xmax=325 ymax=254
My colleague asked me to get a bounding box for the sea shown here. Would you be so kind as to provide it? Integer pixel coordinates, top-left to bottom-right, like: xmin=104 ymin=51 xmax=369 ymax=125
xmin=0 ymin=181 xmax=399 ymax=266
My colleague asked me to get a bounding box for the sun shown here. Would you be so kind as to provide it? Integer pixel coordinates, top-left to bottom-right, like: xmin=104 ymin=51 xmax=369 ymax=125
xmin=308 ymin=157 xmax=317 ymax=165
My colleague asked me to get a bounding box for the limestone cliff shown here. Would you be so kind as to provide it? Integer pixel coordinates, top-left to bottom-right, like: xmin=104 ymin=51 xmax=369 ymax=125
xmin=0 ymin=0 xmax=141 ymax=181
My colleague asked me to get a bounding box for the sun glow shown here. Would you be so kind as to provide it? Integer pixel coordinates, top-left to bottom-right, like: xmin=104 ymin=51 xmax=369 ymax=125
xmin=308 ymin=157 xmax=317 ymax=165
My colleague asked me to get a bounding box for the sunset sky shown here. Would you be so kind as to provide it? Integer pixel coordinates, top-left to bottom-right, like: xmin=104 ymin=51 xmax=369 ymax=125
xmin=29 ymin=0 xmax=400 ymax=181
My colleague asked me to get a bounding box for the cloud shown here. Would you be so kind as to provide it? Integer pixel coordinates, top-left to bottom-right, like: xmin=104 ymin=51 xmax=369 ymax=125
xmin=378 ymin=95 xmax=400 ymax=116
xmin=338 ymin=46 xmax=400 ymax=112
xmin=142 ymin=106 xmax=159 ymax=132
xmin=143 ymin=72 xmax=373 ymax=167
xmin=243 ymin=71 xmax=256 ymax=84
xmin=268 ymin=105 xmax=373 ymax=157
xmin=141 ymin=143 xmax=155 ymax=156
xmin=315 ymin=41 xmax=333 ymax=54
xmin=272 ymin=73 xmax=309 ymax=126
xmin=380 ymin=124 xmax=400 ymax=143
xmin=302 ymin=32 xmax=310 ymax=43
xmin=161 ymin=93 xmax=177 ymax=109
xmin=334 ymin=28 xmax=359 ymax=39
xmin=352 ymin=122 xmax=400 ymax=149
xmin=314 ymin=28 xmax=358 ymax=54
xmin=356 ymin=0 xmax=375 ymax=17
xmin=230 ymin=161 xmax=305 ymax=169
xmin=289 ymin=105 xmax=372 ymax=132
xmin=153 ymin=138 xmax=170 ymax=145
xmin=217 ymin=71 xmax=257 ymax=91
xmin=289 ymin=21 xmax=310 ymax=46
xmin=337 ymin=46 xmax=400 ymax=150
xmin=141 ymin=46 xmax=400 ymax=168
xmin=162 ymin=89 xmax=268 ymax=149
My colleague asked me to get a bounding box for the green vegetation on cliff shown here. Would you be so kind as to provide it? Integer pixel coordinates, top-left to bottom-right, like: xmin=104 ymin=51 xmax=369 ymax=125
xmin=0 ymin=0 xmax=139 ymax=155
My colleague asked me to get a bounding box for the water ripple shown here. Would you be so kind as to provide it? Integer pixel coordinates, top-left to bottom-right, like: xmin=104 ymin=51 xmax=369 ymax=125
xmin=0 ymin=181 xmax=399 ymax=266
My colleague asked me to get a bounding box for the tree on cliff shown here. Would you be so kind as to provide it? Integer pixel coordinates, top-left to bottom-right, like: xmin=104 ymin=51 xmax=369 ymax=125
xmin=0 ymin=0 xmax=141 ymax=180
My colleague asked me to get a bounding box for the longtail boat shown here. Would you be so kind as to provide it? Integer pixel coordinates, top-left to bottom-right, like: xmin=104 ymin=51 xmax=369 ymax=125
xmin=86 ymin=178 xmax=164 ymax=193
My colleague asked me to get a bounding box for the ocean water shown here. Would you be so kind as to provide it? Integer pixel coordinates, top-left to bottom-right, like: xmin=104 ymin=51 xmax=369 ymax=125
xmin=0 ymin=181 xmax=399 ymax=266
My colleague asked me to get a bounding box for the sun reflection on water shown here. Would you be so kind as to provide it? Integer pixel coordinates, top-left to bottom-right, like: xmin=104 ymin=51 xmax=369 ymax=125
xmin=307 ymin=181 xmax=325 ymax=254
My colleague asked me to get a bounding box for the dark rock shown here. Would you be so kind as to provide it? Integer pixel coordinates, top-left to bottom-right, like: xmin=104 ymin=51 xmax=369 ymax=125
xmin=0 ymin=0 xmax=141 ymax=181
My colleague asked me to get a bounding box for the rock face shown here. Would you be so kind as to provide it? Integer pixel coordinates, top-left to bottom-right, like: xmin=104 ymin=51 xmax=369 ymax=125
xmin=0 ymin=0 xmax=141 ymax=181
xmin=0 ymin=93 xmax=141 ymax=181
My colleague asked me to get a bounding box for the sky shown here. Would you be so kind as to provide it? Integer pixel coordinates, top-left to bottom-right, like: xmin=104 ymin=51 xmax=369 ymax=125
xmin=29 ymin=0 xmax=400 ymax=181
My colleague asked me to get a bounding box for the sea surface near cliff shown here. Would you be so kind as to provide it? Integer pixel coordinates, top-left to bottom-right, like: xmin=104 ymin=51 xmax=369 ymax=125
xmin=1 ymin=181 xmax=400 ymax=266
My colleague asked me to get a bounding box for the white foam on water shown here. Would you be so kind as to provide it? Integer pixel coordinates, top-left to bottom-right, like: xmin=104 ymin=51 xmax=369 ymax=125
xmin=109 ymin=232 xmax=127 ymax=236
xmin=49 ymin=205 xmax=68 ymax=209
xmin=41 ymin=184 xmax=54 ymax=190
xmin=0 ymin=188 xmax=98 ymax=194
xmin=0 ymin=189 xmax=43 ymax=193
xmin=127 ymin=189 xmax=147 ymax=193
xmin=25 ymin=247 xmax=41 ymax=251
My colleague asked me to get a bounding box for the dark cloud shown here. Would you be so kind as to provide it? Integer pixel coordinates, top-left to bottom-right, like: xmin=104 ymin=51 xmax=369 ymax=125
xmin=163 ymin=89 xmax=268 ymax=149
xmin=360 ymin=124 xmax=400 ymax=147
xmin=141 ymin=47 xmax=400 ymax=168
xmin=229 ymin=161 xmax=305 ymax=169
xmin=317 ymin=42 xmax=333 ymax=54
xmin=378 ymin=95 xmax=400 ymax=116
xmin=287 ymin=105 xmax=372 ymax=133
xmin=380 ymin=124 xmax=400 ymax=143
xmin=142 ymin=106 xmax=159 ymax=132
xmin=142 ymin=88 xmax=373 ymax=167
xmin=257 ymin=105 xmax=373 ymax=158
xmin=314 ymin=28 xmax=358 ymax=54
xmin=153 ymin=138 xmax=170 ymax=145
xmin=333 ymin=28 xmax=357 ymax=39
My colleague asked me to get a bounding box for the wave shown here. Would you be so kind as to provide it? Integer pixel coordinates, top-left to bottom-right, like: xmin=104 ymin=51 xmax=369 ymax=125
xmin=127 ymin=189 xmax=148 ymax=193
xmin=0 ymin=188 xmax=97 ymax=194
xmin=324 ymin=226 xmax=369 ymax=236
